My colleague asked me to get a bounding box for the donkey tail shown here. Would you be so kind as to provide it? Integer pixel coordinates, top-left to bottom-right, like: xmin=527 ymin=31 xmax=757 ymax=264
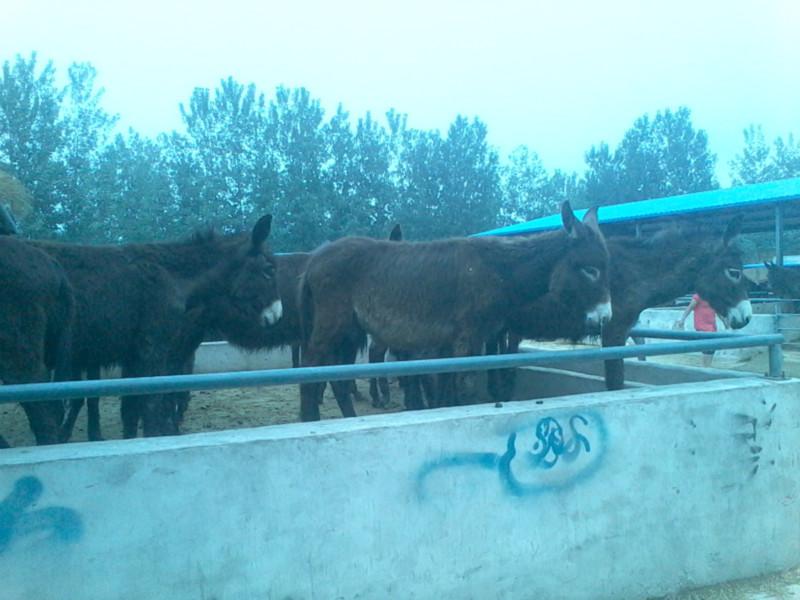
xmin=51 ymin=276 xmax=75 ymax=383
xmin=298 ymin=271 xmax=315 ymax=351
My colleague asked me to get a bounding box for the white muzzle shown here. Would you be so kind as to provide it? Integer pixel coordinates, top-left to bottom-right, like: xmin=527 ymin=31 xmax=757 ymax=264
xmin=262 ymin=300 xmax=283 ymax=325
xmin=586 ymin=299 xmax=613 ymax=327
xmin=726 ymin=300 xmax=752 ymax=329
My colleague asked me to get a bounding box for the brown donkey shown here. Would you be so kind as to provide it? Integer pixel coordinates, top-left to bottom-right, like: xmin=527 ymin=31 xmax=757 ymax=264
xmin=490 ymin=217 xmax=752 ymax=398
xmin=46 ymin=215 xmax=282 ymax=440
xmin=298 ymin=202 xmax=611 ymax=420
xmin=0 ymin=236 xmax=74 ymax=447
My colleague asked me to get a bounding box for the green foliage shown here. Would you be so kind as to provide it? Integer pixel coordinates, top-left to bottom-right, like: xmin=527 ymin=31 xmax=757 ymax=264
xmin=583 ymin=107 xmax=718 ymax=206
xmin=499 ymin=146 xmax=584 ymax=222
xmin=0 ymin=53 xmax=65 ymax=235
xmin=730 ymin=125 xmax=800 ymax=185
xmin=6 ymin=53 xmax=793 ymax=249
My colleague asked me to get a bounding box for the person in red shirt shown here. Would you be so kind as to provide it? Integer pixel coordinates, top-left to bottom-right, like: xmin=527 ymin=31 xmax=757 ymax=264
xmin=675 ymin=293 xmax=721 ymax=367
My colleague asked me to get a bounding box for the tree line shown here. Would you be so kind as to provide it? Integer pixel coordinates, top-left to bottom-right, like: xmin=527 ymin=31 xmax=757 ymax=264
xmin=0 ymin=53 xmax=798 ymax=251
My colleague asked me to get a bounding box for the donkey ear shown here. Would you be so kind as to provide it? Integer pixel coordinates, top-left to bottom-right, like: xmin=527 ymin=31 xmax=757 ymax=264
xmin=389 ymin=224 xmax=403 ymax=241
xmin=251 ymin=214 xmax=273 ymax=248
xmin=723 ymin=215 xmax=743 ymax=246
xmin=581 ymin=206 xmax=601 ymax=232
xmin=561 ymin=201 xmax=582 ymax=238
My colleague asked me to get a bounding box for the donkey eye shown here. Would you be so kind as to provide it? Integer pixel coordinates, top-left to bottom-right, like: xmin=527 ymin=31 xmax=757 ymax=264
xmin=725 ymin=268 xmax=742 ymax=282
xmin=581 ymin=266 xmax=600 ymax=281
xmin=261 ymin=264 xmax=276 ymax=280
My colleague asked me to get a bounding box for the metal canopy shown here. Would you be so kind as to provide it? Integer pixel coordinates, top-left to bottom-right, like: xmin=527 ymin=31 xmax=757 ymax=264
xmin=476 ymin=177 xmax=800 ymax=238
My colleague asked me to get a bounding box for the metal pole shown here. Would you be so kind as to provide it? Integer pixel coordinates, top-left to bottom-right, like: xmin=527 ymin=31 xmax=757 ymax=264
xmin=773 ymin=204 xmax=785 ymax=317
xmin=0 ymin=334 xmax=786 ymax=405
xmin=775 ymin=204 xmax=784 ymax=265
xmin=768 ymin=343 xmax=784 ymax=378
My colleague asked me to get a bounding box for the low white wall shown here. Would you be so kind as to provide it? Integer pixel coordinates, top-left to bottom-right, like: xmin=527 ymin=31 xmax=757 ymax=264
xmin=634 ymin=308 xmax=800 ymax=359
xmin=194 ymin=341 xmax=293 ymax=373
xmin=1 ymin=377 xmax=798 ymax=599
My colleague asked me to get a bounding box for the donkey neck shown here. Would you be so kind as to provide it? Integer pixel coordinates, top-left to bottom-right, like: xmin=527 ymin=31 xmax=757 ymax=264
xmin=471 ymin=231 xmax=571 ymax=303
xmin=609 ymin=235 xmax=710 ymax=308
xmin=123 ymin=233 xmax=244 ymax=282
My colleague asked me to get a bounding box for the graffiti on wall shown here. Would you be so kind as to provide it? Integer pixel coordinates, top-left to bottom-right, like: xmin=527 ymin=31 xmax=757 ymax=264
xmin=416 ymin=412 xmax=607 ymax=500
xmin=733 ymin=399 xmax=777 ymax=477
xmin=0 ymin=476 xmax=83 ymax=553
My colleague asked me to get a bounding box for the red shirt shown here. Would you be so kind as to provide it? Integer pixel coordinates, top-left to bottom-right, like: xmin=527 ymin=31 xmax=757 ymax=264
xmin=692 ymin=293 xmax=717 ymax=332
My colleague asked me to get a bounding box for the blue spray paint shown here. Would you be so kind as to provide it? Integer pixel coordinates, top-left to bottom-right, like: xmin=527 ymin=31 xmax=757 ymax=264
xmin=416 ymin=412 xmax=607 ymax=500
xmin=0 ymin=476 xmax=83 ymax=553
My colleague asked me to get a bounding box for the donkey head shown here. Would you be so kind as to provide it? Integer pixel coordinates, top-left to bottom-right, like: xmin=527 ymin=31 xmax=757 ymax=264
xmin=187 ymin=214 xmax=282 ymax=348
xmin=548 ymin=203 xmax=612 ymax=330
xmin=764 ymin=261 xmax=800 ymax=299
xmin=693 ymin=216 xmax=752 ymax=329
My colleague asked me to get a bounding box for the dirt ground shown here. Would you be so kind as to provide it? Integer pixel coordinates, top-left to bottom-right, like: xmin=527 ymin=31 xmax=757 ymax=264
xmin=0 ymin=379 xmax=405 ymax=448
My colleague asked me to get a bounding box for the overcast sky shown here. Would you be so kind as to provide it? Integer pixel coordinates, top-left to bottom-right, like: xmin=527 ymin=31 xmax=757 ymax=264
xmin=2 ymin=0 xmax=798 ymax=185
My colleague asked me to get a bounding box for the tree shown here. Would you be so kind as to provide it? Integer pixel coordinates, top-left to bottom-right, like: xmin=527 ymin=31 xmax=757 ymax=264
xmin=93 ymin=131 xmax=175 ymax=242
xmin=57 ymin=62 xmax=118 ymax=239
xmin=266 ymin=86 xmax=328 ymax=250
xmin=396 ymin=116 xmax=500 ymax=239
xmin=731 ymin=125 xmax=800 ymax=184
xmin=582 ymin=107 xmax=717 ymax=206
xmin=176 ymin=77 xmax=268 ymax=232
xmin=0 ymin=53 xmax=65 ymax=236
xmin=774 ymin=134 xmax=800 ymax=179
xmin=500 ymin=146 xmax=555 ymax=224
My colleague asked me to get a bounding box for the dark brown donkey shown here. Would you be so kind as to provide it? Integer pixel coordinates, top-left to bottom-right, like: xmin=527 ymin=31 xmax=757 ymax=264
xmin=0 ymin=235 xmax=74 ymax=447
xmin=47 ymin=215 xmax=281 ymax=440
xmin=298 ymin=202 xmax=612 ymax=421
xmin=765 ymin=261 xmax=800 ymax=299
xmin=491 ymin=217 xmax=752 ymax=396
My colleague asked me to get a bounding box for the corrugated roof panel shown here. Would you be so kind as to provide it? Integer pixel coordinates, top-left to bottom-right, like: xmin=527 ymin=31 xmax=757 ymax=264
xmin=475 ymin=177 xmax=800 ymax=237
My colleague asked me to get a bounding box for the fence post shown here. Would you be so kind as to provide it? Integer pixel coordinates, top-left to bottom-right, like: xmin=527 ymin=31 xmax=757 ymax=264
xmin=767 ymin=343 xmax=784 ymax=379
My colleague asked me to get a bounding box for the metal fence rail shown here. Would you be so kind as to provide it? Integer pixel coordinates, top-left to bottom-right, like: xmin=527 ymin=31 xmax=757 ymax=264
xmin=0 ymin=332 xmax=785 ymax=405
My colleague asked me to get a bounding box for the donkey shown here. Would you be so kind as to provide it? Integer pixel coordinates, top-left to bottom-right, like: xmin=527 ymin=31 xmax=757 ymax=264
xmin=764 ymin=261 xmax=800 ymax=299
xmin=45 ymin=215 xmax=281 ymax=440
xmin=366 ymin=224 xmax=439 ymax=410
xmin=298 ymin=202 xmax=611 ymax=421
xmin=0 ymin=235 xmax=74 ymax=447
xmin=489 ymin=217 xmax=752 ymax=397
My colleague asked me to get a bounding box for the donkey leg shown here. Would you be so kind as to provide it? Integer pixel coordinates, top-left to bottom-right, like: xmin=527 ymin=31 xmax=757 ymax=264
xmin=291 ymin=344 xmax=301 ymax=369
xmin=330 ymin=340 xmax=362 ymax=418
xmin=86 ymin=397 xmax=103 ymax=441
xmin=299 ymin=341 xmax=326 ymax=421
xmin=22 ymin=402 xmax=63 ymax=445
xmin=453 ymin=337 xmax=484 ymax=405
xmin=332 ymin=380 xmax=357 ymax=418
xmin=602 ymin=326 xmax=628 ymax=391
xmin=3 ymin=363 xmax=62 ymax=445
xmin=59 ymin=398 xmax=85 ymax=442
xmin=403 ymin=376 xmax=425 ymax=410
xmin=368 ymin=340 xmax=389 ymax=408
xmin=120 ymin=395 xmax=141 ymax=439
xmin=86 ymin=365 xmax=104 ymax=441
xmin=420 ymin=374 xmax=437 ymax=409
xmin=487 ymin=332 xmax=519 ymax=404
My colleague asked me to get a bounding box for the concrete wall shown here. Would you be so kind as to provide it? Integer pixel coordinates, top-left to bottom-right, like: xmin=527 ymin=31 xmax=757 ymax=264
xmin=635 ymin=308 xmax=800 ymax=359
xmin=194 ymin=341 xmax=293 ymax=373
xmin=1 ymin=376 xmax=798 ymax=600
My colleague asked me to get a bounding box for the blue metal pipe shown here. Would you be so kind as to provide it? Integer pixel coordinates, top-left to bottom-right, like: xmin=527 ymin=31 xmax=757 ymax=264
xmin=628 ymin=328 xmax=740 ymax=340
xmin=0 ymin=334 xmax=784 ymax=405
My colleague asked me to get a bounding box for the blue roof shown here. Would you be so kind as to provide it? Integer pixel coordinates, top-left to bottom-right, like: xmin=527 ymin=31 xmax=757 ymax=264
xmin=476 ymin=177 xmax=800 ymax=237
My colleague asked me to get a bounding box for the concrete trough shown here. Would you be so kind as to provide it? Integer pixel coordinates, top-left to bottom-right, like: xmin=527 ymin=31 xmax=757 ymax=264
xmin=0 ymin=355 xmax=798 ymax=599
